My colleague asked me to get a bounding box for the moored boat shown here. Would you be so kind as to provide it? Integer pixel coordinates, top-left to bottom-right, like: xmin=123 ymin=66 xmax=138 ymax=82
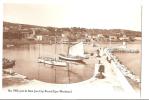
xmin=59 ymin=42 xmax=88 ymax=61
xmin=37 ymin=57 xmax=67 ymax=67
xmin=3 ymin=58 xmax=15 ymax=69
xmin=37 ymin=29 xmax=67 ymax=67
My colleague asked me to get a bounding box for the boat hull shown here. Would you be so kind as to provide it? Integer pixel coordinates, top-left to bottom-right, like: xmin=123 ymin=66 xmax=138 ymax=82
xmin=37 ymin=58 xmax=67 ymax=67
xmin=59 ymin=54 xmax=84 ymax=61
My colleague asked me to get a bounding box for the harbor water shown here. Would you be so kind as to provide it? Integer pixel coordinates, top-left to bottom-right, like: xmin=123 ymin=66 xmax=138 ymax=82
xmin=3 ymin=44 xmax=94 ymax=84
xmin=3 ymin=42 xmax=141 ymax=84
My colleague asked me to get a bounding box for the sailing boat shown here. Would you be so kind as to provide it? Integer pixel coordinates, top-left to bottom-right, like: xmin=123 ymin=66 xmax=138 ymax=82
xmin=59 ymin=42 xmax=88 ymax=61
xmin=37 ymin=56 xmax=67 ymax=66
xmin=37 ymin=32 xmax=67 ymax=67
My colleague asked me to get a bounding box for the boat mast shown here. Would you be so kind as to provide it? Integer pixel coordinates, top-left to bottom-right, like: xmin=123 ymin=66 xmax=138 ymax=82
xmin=67 ymin=29 xmax=71 ymax=56
xmin=38 ymin=35 xmax=42 ymax=57
xmin=54 ymin=66 xmax=57 ymax=83
xmin=122 ymin=30 xmax=127 ymax=48
xmin=67 ymin=63 xmax=70 ymax=83
xmin=54 ymin=29 xmax=57 ymax=83
xmin=109 ymin=30 xmax=111 ymax=48
xmin=61 ymin=34 xmax=64 ymax=53
xmin=67 ymin=38 xmax=70 ymax=56
xmin=55 ymin=29 xmax=57 ymax=60
xmin=39 ymin=44 xmax=40 ymax=57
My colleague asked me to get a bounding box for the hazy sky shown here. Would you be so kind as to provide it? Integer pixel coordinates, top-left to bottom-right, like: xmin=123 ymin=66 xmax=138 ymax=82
xmin=3 ymin=0 xmax=141 ymax=31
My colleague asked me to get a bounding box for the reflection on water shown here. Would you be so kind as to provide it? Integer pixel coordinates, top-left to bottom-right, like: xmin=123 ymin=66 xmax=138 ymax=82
xmin=3 ymin=44 xmax=94 ymax=84
xmin=3 ymin=42 xmax=141 ymax=83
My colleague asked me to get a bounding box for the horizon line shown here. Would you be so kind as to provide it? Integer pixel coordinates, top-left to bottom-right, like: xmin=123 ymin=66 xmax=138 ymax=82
xmin=3 ymin=21 xmax=141 ymax=32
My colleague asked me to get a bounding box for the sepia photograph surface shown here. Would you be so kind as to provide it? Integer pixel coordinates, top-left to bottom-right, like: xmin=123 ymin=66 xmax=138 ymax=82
xmin=1 ymin=0 xmax=142 ymax=99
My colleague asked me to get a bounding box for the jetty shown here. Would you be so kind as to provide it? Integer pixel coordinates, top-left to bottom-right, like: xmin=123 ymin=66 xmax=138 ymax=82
xmin=109 ymin=47 xmax=139 ymax=53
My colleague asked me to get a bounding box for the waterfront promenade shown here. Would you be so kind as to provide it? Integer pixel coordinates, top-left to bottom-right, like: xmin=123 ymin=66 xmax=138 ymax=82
xmin=2 ymin=47 xmax=139 ymax=99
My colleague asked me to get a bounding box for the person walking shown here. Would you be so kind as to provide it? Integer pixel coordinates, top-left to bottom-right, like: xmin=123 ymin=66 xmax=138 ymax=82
xmin=98 ymin=65 xmax=105 ymax=79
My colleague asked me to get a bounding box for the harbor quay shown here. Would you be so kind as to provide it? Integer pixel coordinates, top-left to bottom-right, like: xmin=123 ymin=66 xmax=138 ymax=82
xmin=2 ymin=44 xmax=140 ymax=98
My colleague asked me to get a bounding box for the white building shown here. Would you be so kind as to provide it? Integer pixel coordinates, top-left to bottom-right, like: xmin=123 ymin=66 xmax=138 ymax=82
xmin=36 ymin=35 xmax=43 ymax=41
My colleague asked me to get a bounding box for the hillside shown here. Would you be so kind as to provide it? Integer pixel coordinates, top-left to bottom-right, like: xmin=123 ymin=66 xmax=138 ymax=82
xmin=3 ymin=21 xmax=141 ymax=39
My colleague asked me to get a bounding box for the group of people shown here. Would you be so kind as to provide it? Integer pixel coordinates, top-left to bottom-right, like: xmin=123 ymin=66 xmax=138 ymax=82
xmin=95 ymin=48 xmax=105 ymax=79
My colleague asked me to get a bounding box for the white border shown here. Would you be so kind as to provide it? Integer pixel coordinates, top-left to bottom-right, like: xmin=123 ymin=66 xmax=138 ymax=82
xmin=141 ymin=0 xmax=149 ymax=99
xmin=1 ymin=0 xmax=148 ymax=99
xmin=0 ymin=0 xmax=3 ymax=96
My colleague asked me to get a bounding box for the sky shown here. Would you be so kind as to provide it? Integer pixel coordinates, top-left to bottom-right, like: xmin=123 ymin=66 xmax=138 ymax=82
xmin=3 ymin=0 xmax=141 ymax=31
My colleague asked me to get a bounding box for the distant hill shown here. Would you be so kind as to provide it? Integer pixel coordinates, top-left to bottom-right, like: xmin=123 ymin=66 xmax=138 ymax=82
xmin=3 ymin=21 xmax=45 ymax=28
xmin=3 ymin=21 xmax=141 ymax=39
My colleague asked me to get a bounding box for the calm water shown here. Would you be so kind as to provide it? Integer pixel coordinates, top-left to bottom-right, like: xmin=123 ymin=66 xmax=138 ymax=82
xmin=114 ymin=43 xmax=141 ymax=78
xmin=3 ymin=44 xmax=94 ymax=84
xmin=99 ymin=42 xmax=141 ymax=78
xmin=3 ymin=42 xmax=141 ymax=83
